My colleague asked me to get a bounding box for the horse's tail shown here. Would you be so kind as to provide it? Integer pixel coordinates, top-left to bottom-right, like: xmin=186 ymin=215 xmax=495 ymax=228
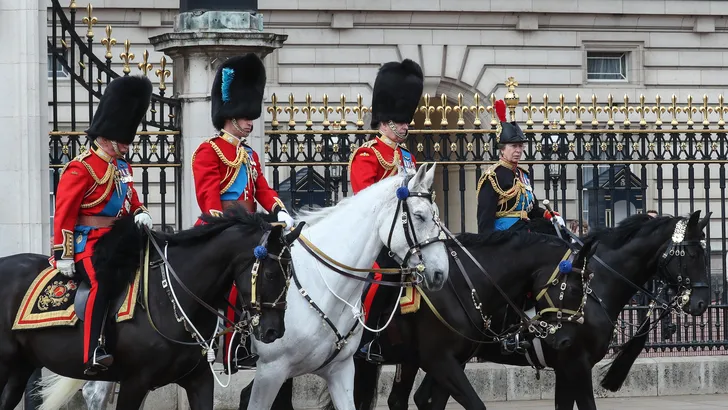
xmin=35 ymin=373 xmax=86 ymax=410
xmin=599 ymin=317 xmax=650 ymax=392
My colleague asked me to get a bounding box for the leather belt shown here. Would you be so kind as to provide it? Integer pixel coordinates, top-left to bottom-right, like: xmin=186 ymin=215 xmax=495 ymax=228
xmin=77 ymin=215 xmax=119 ymax=228
xmin=222 ymin=199 xmax=255 ymax=213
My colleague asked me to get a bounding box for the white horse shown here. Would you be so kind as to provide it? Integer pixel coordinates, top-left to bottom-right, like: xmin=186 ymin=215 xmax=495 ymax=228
xmin=38 ymin=163 xmax=449 ymax=410
xmin=246 ymin=162 xmax=448 ymax=409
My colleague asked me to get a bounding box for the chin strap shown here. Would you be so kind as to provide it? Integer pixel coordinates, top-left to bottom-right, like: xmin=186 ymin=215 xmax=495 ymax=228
xmin=387 ymin=120 xmax=408 ymax=140
xmin=111 ymin=141 xmax=123 ymax=157
xmin=231 ymin=119 xmax=251 ymax=140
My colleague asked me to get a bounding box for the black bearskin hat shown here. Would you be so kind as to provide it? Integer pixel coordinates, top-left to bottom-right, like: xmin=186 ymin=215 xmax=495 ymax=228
xmin=494 ymin=99 xmax=526 ymax=144
xmin=85 ymin=75 xmax=152 ymax=144
xmin=211 ymin=53 xmax=266 ymax=130
xmin=370 ymin=59 xmax=424 ymax=129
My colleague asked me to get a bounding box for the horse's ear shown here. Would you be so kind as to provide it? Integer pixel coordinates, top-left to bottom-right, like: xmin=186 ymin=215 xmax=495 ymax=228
xmin=575 ymin=238 xmax=599 ymax=267
xmin=698 ymin=211 xmax=711 ymax=232
xmin=422 ymin=162 xmax=437 ymax=188
xmin=283 ymin=221 xmax=306 ymax=245
xmin=687 ymin=210 xmax=702 ymax=228
xmin=407 ymin=163 xmax=427 ymax=189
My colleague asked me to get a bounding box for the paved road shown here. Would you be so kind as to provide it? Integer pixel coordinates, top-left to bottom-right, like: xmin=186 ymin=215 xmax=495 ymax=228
xmin=375 ymin=394 xmax=728 ymax=409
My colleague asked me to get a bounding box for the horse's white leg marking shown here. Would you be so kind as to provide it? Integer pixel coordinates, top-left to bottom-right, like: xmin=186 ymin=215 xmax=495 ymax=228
xmin=323 ymin=358 xmax=356 ymax=410
xmin=82 ymin=381 xmax=115 ymax=410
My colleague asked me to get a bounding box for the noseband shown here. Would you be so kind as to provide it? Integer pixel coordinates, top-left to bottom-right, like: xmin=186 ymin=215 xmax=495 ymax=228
xmin=240 ymin=228 xmax=293 ymax=329
xmin=385 ymin=185 xmax=446 ymax=280
xmin=658 ymin=219 xmax=708 ymax=308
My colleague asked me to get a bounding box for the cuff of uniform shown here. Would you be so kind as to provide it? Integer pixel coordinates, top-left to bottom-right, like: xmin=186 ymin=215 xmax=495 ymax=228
xmin=272 ymin=198 xmax=287 ymax=215
xmin=209 ymin=209 xmax=223 ymax=218
xmin=134 ymin=206 xmax=149 ymax=216
xmin=53 ymin=248 xmax=72 ymax=262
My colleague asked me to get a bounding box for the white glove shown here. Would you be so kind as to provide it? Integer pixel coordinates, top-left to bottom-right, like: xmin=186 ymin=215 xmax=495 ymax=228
xmin=277 ymin=211 xmax=295 ymax=229
xmin=553 ymin=215 xmax=566 ymax=228
xmin=134 ymin=212 xmax=153 ymax=229
xmin=56 ymin=259 xmax=75 ymax=277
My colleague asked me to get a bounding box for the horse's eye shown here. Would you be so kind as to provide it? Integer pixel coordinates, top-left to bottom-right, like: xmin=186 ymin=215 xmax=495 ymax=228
xmin=414 ymin=213 xmax=426 ymax=222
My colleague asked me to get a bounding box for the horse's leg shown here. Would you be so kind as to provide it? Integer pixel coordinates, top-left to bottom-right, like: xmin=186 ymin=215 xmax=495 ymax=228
xmin=271 ymin=379 xmax=294 ymax=410
xmin=83 ymin=381 xmax=116 ymax=410
xmin=322 ymin=359 xmax=356 ymax=410
xmin=570 ymin=359 xmax=597 ymax=410
xmin=413 ymin=366 xmax=461 ymax=410
xmin=0 ymin=364 xmax=33 ymax=410
xmin=353 ymin=358 xmax=381 ymax=410
xmin=421 ymin=355 xmax=485 ymax=410
xmin=178 ymin=364 xmax=214 ymax=410
xmin=114 ymin=381 xmax=149 ymax=410
xmin=246 ymin=365 xmax=288 ymax=410
xmin=554 ymin=366 xmax=576 ymax=410
xmin=387 ymin=363 xmax=419 ymax=410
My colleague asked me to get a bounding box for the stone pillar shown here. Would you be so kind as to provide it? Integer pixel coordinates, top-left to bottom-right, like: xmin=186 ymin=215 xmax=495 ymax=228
xmin=150 ymin=4 xmax=286 ymax=229
xmin=0 ymin=0 xmax=50 ymax=256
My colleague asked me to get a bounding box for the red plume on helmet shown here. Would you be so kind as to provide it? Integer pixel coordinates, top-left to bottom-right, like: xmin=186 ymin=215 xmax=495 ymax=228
xmin=494 ymin=99 xmax=507 ymax=122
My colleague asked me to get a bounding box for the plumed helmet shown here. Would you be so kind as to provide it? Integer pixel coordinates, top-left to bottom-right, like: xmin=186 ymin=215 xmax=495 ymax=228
xmin=494 ymin=99 xmax=527 ymax=144
xmin=370 ymin=59 xmax=424 ymax=129
xmin=211 ymin=53 xmax=266 ymax=130
xmin=85 ymin=75 xmax=153 ymax=144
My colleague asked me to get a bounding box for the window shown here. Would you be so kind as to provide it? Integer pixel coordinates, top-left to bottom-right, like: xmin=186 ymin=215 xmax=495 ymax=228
xmin=47 ymin=48 xmax=69 ymax=79
xmin=586 ymin=52 xmax=628 ymax=82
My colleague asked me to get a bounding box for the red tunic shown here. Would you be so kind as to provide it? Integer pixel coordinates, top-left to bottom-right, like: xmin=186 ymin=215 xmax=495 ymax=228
xmin=191 ymin=133 xmax=284 ymax=221
xmin=52 ymin=145 xmax=146 ymax=264
xmin=349 ymin=135 xmax=417 ymax=321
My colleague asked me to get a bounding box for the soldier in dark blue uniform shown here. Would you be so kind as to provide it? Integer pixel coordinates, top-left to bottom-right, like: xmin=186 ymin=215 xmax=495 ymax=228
xmin=477 ymin=99 xmax=565 ymax=233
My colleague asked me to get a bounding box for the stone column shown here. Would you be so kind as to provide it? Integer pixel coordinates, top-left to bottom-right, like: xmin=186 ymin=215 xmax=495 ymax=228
xmin=0 ymin=0 xmax=50 ymax=256
xmin=150 ymin=3 xmax=286 ymax=228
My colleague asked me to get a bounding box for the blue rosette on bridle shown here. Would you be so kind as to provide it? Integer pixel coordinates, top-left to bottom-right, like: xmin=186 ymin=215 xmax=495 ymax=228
xmin=559 ymin=260 xmax=573 ymax=275
xmin=254 ymin=245 xmax=268 ymax=260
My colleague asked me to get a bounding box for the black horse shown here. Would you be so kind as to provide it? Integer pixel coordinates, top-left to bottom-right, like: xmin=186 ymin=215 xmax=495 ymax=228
xmin=0 ymin=205 xmax=302 ymax=410
xmin=349 ymin=228 xmax=598 ymax=410
xmin=405 ymin=211 xmax=712 ymax=410
xmin=239 ymin=227 xmax=597 ymax=410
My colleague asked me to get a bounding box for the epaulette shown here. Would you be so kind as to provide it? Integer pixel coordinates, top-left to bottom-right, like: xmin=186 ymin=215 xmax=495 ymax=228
xmin=60 ymin=150 xmax=91 ymax=174
xmin=477 ymin=162 xmax=500 ymax=193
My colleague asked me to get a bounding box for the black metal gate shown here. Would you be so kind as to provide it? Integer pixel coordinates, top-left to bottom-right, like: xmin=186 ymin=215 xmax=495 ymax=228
xmin=264 ymin=81 xmax=728 ymax=355
xmin=48 ymin=0 xmax=182 ymax=232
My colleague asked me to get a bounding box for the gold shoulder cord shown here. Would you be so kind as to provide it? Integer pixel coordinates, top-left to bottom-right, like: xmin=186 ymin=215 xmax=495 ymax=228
xmin=75 ymin=156 xmax=116 ymax=209
xmin=476 ymin=163 xmax=527 ymax=216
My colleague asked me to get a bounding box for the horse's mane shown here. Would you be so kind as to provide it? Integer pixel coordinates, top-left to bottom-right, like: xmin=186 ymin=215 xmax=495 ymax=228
xmin=159 ymin=204 xmax=278 ymax=245
xmin=454 ymin=229 xmax=560 ymax=249
xmin=583 ymin=213 xmax=679 ymax=249
xmin=293 ymin=168 xmax=414 ymax=227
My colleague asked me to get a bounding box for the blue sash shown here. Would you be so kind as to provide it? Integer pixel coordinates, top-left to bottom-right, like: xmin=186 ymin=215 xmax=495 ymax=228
xmin=221 ymin=146 xmax=251 ymax=200
xmin=495 ymin=171 xmax=534 ymax=231
xmin=401 ymin=149 xmax=415 ymax=170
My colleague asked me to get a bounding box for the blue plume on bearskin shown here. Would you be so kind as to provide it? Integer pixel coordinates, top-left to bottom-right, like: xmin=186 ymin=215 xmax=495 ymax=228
xmin=221 ymin=67 xmax=235 ymax=102
xmin=211 ymin=53 xmax=266 ymax=129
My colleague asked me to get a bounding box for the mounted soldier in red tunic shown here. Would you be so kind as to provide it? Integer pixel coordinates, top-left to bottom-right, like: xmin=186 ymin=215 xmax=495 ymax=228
xmin=51 ymin=75 xmax=154 ymax=376
xmin=350 ymin=59 xmax=423 ymax=363
xmin=191 ymin=53 xmax=293 ymax=373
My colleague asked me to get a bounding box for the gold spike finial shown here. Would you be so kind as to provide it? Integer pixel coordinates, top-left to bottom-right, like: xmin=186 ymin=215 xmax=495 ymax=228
xmin=267 ymin=93 xmax=281 ymax=127
xmin=101 ymin=25 xmax=116 ymax=60
xmin=120 ymin=39 xmax=135 ymax=74
xmin=155 ymin=56 xmax=171 ymax=90
xmin=138 ymin=50 xmax=153 ymax=76
xmin=82 ymin=4 xmax=97 ymax=39
xmin=437 ymin=94 xmax=451 ymax=127
xmin=70 ymin=0 xmax=77 ymax=9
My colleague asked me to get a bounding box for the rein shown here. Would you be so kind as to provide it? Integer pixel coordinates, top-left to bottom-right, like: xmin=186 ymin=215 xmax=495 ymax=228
xmin=290 ymin=182 xmax=446 ymax=372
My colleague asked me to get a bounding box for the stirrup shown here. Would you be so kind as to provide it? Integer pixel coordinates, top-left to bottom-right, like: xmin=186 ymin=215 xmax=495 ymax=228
xmin=234 ymin=344 xmax=259 ymax=370
xmin=84 ymin=347 xmax=114 ymax=375
xmin=360 ymin=340 xmax=384 ymax=364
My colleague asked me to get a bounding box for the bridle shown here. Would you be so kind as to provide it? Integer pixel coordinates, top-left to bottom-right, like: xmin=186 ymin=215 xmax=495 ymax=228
xmin=238 ymin=228 xmax=293 ymax=331
xmin=292 ymin=179 xmax=447 ymax=371
xmin=140 ymin=224 xmax=294 ymax=348
xmin=657 ymin=220 xmax=709 ymax=310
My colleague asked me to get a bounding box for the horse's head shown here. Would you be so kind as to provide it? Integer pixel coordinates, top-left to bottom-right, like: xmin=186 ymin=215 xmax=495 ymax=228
xmin=235 ymin=223 xmax=303 ymax=343
xmin=380 ymin=163 xmax=449 ymax=291
xmin=660 ymin=211 xmax=711 ymax=316
xmin=533 ymin=238 xmax=598 ymax=351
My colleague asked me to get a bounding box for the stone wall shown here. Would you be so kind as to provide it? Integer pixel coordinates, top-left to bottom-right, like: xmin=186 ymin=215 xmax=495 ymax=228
xmin=17 ymin=356 xmax=728 ymax=410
